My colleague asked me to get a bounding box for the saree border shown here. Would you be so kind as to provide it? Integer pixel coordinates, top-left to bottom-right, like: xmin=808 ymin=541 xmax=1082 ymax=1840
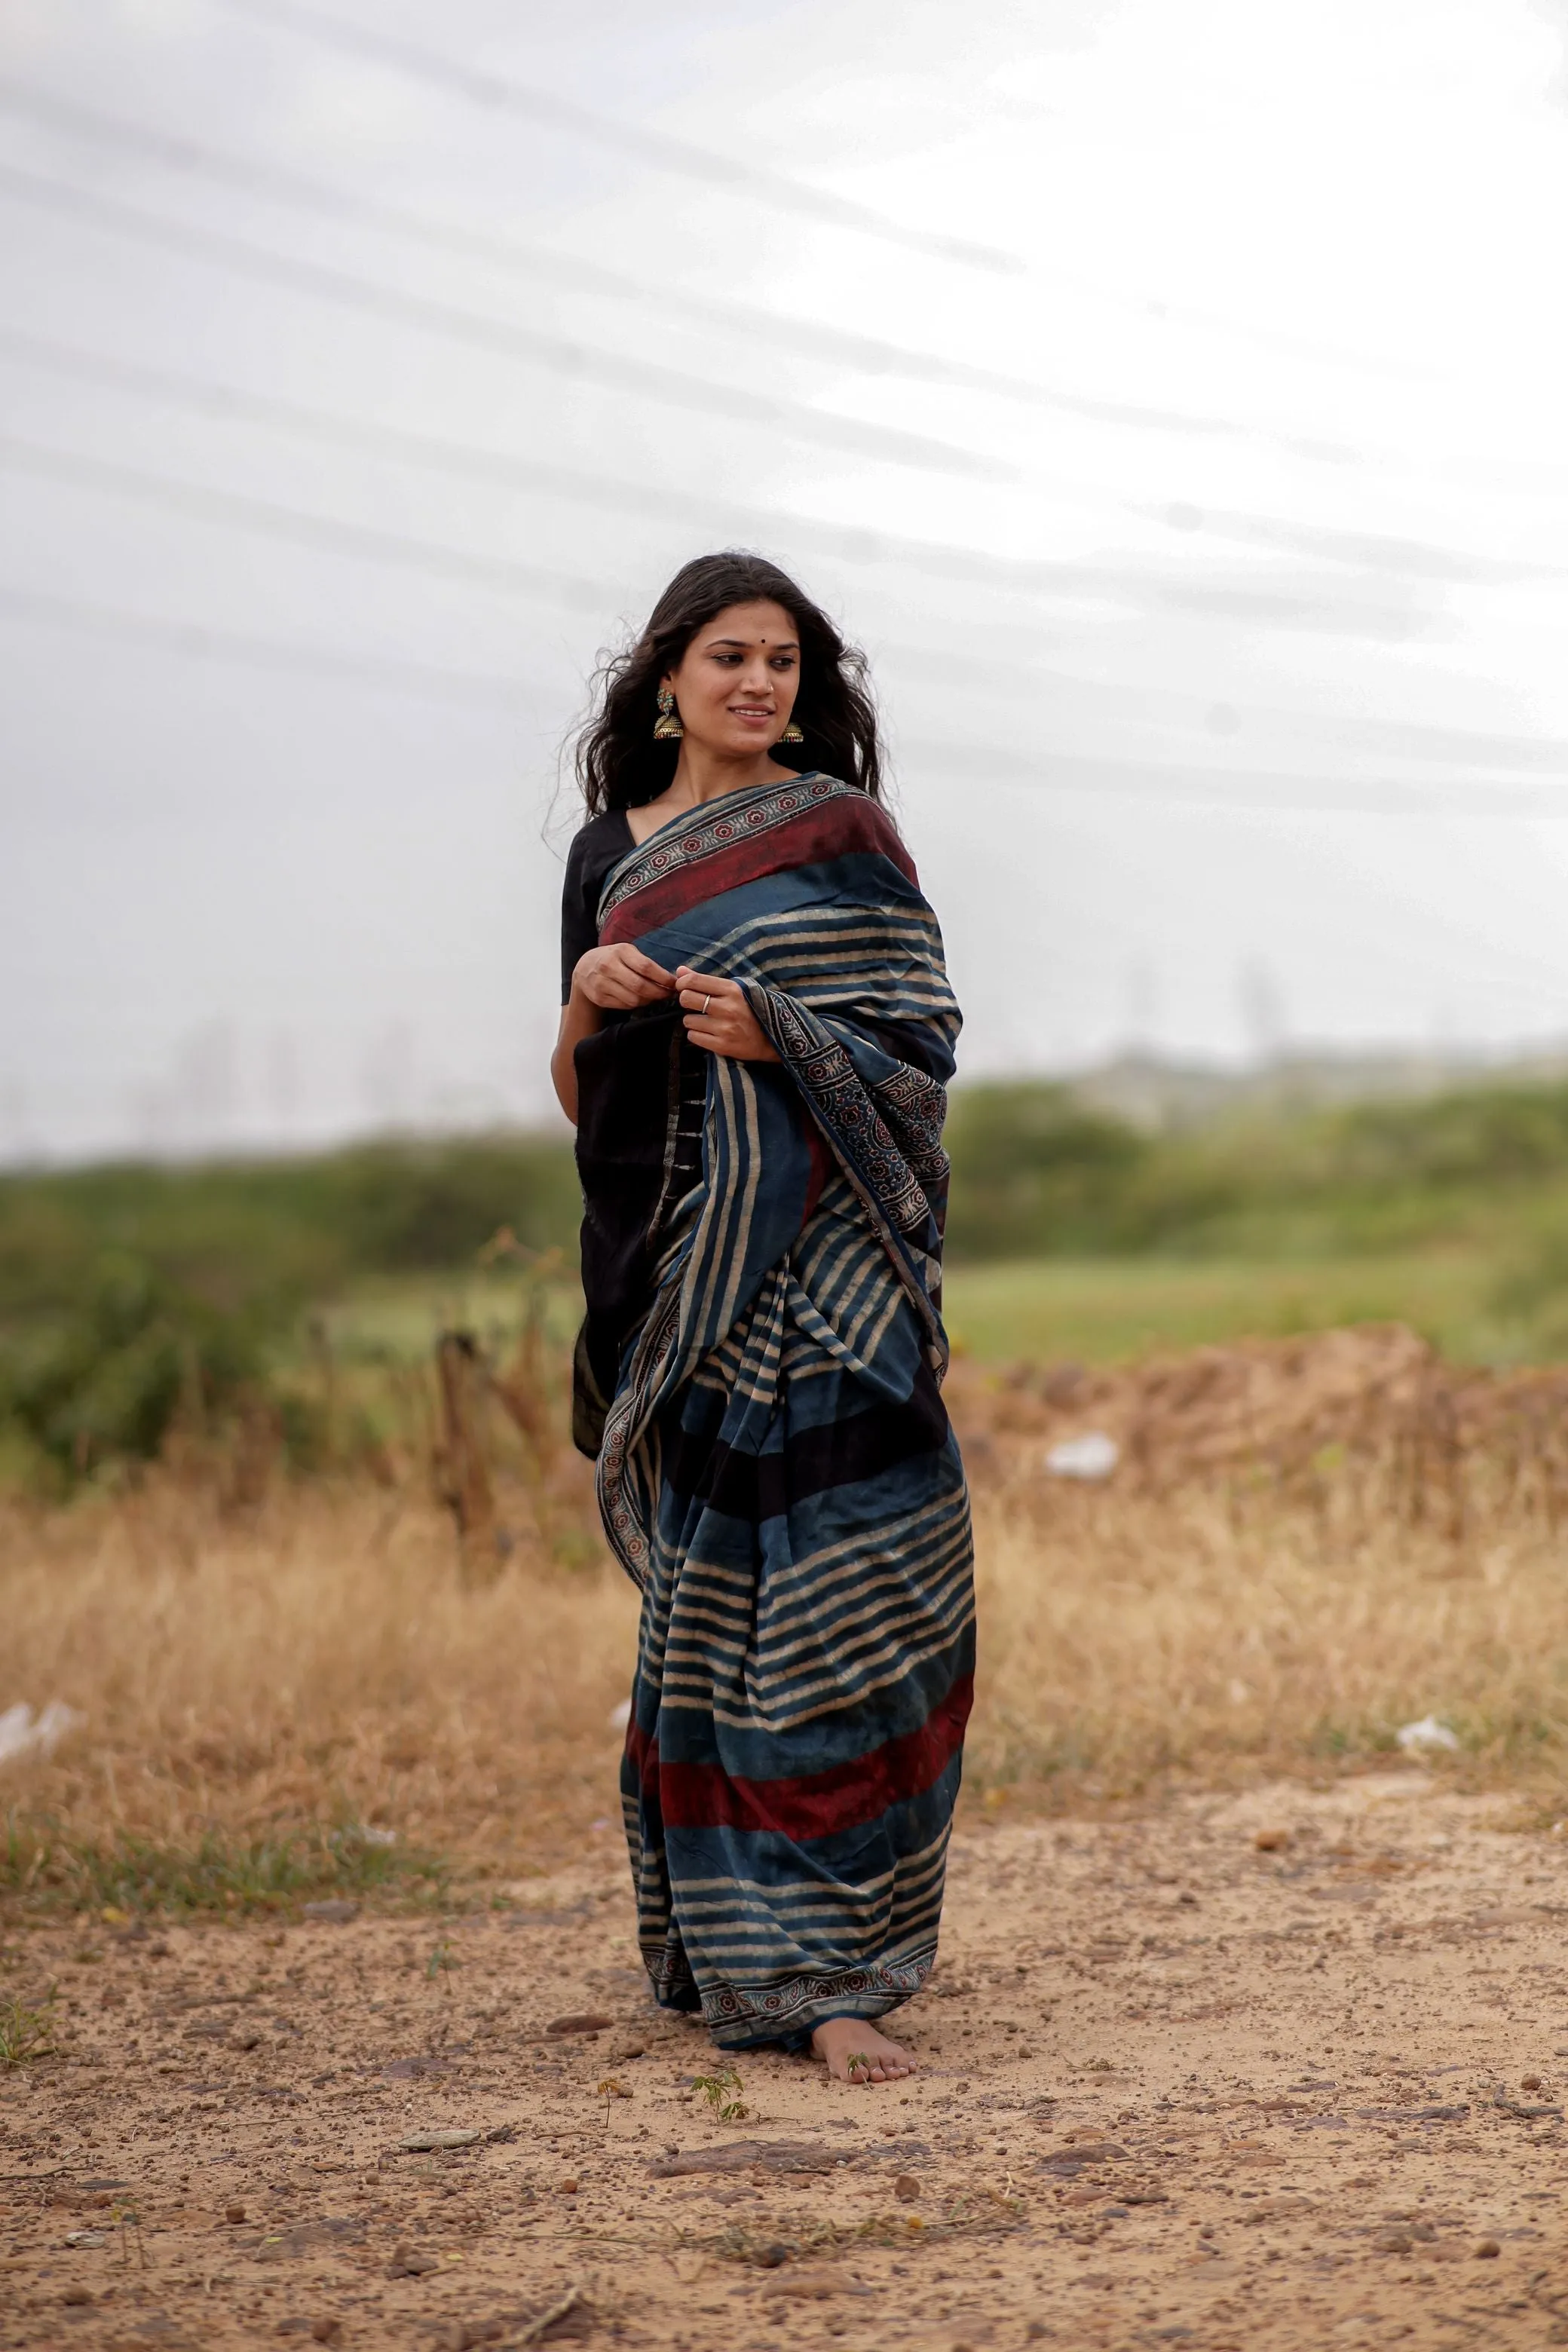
xmin=596 ymin=771 xmax=841 ymax=927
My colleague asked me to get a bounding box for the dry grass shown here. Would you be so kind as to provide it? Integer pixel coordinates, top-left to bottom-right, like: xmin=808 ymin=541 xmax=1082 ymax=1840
xmin=969 ymin=1481 xmax=1568 ymax=1799
xmin=7 ymin=1323 xmax=1568 ymax=1915
xmin=0 ymin=1478 xmax=640 ymax=1904
xmin=955 ymin=1322 xmax=1568 ymax=1802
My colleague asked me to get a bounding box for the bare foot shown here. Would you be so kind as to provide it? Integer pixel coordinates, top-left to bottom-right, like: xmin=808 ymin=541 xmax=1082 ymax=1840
xmin=810 ymin=2017 xmax=917 ymax=2085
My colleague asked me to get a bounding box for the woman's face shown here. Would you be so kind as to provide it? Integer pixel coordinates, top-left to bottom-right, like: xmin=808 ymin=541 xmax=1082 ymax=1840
xmin=664 ymin=600 xmax=801 ymax=758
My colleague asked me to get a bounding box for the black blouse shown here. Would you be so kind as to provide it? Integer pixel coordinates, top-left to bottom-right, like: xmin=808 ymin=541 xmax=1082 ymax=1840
xmin=559 ymin=808 xmax=634 ymax=1003
xmin=560 ymin=806 xmax=707 ymax=1454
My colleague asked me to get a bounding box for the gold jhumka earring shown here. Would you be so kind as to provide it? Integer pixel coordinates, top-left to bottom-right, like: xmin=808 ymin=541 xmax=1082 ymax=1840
xmin=653 ymin=688 xmax=683 ymax=740
xmin=779 ymin=721 xmax=805 ymax=743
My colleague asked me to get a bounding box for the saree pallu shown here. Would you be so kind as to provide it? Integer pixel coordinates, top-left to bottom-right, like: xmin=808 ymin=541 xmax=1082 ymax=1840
xmin=574 ymin=772 xmax=975 ymax=2050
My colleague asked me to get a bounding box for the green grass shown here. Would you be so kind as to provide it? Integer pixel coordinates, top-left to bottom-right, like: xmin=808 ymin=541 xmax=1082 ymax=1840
xmin=312 ymin=1269 xmax=583 ymax=1370
xmin=691 ymin=2064 xmax=749 ymax=2121
xmin=313 ymin=1246 xmax=1530 ymax=1383
xmin=0 ymin=1991 xmax=57 ymax=2067
xmin=945 ymin=1073 xmax=1568 ymax=1263
xmin=942 ymin=1247 xmax=1511 ymax=1367
xmin=0 ymin=1817 xmax=449 ymax=1918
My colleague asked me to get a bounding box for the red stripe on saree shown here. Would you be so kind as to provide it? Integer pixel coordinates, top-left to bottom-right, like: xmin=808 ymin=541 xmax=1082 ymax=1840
xmin=624 ymin=1673 xmax=972 ymax=1842
xmin=599 ymin=798 xmax=917 ymax=948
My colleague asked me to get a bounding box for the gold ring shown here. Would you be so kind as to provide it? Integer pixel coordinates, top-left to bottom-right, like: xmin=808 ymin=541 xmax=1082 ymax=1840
xmin=702 ymin=994 xmax=712 ymax=1015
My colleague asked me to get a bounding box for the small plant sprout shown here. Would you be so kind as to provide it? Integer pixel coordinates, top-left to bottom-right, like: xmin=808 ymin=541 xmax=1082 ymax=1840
xmin=0 ymin=1992 xmax=57 ymax=2068
xmin=845 ymin=2050 xmax=874 ymax=2083
xmin=691 ymin=2064 xmax=749 ymax=2122
xmin=113 ymin=2200 xmax=146 ymax=2271
xmin=597 ymin=2074 xmax=632 ymax=2133
xmin=426 ymin=1939 xmax=457 ymax=1984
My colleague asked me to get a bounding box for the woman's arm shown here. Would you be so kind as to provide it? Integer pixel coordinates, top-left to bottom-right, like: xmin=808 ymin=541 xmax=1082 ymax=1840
xmin=550 ymin=992 xmax=599 ymax=1125
xmin=551 ymin=944 xmax=677 ymax=1123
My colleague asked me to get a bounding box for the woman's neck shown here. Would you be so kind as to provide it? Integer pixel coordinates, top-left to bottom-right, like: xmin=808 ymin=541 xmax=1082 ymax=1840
xmin=624 ymin=746 xmax=798 ymax=843
xmin=666 ymin=743 xmax=795 ymax=808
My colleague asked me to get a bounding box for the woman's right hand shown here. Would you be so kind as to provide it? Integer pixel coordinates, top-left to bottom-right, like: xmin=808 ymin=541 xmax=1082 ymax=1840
xmin=571 ymin=942 xmax=676 ymax=1011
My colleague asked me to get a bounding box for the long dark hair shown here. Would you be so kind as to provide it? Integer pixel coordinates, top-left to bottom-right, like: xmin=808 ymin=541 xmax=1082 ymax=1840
xmin=574 ymin=552 xmax=885 ymax=814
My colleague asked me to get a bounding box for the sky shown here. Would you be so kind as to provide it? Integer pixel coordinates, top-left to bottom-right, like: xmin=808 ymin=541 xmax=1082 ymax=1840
xmin=4 ymin=0 xmax=1568 ymax=1159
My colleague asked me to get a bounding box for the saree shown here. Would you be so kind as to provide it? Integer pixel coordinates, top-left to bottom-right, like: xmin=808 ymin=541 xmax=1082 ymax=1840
xmin=573 ymin=771 xmax=975 ymax=2050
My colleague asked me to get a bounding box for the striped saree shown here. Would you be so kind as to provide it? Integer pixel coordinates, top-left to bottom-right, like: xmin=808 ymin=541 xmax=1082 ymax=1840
xmin=575 ymin=772 xmax=974 ymax=2050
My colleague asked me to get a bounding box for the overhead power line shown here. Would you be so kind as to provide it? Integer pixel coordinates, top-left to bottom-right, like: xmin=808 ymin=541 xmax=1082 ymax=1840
xmin=0 ymin=340 xmax=1461 ymax=652
xmin=0 ymin=427 xmax=621 ymax=608
xmin=0 ymin=79 xmax=1308 ymax=458
xmin=0 ymin=326 xmax=1508 ymax=639
xmin=0 ymin=341 xmax=1438 ymax=648
xmin=899 ymin=737 xmax=1568 ymax=822
xmin=0 ymin=581 xmax=523 ymax=705
xmin=2 ymin=79 xmax=1439 ymax=474
xmin=0 ymin=325 xmax=1119 ymax=594
xmin=211 ymin=0 xmax=1023 ymax=278
xmin=0 ymin=162 xmax=1013 ymax=485
xmin=0 ymin=77 xmax=1089 ymax=420
xmin=0 ymin=419 xmax=1142 ymax=675
xmin=211 ymin=0 xmax=1433 ymax=390
xmin=0 ymin=577 xmax=1563 ymax=821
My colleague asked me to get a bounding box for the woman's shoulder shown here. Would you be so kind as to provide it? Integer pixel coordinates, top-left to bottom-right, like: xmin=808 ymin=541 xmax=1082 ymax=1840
xmin=568 ymin=806 xmax=634 ymax=853
xmin=563 ymin=807 xmax=633 ymax=884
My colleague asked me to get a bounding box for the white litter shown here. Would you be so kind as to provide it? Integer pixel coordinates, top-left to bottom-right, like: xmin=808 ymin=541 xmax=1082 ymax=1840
xmin=607 ymin=1696 xmax=632 ymax=1732
xmin=1396 ymin=1715 xmax=1460 ymax=1754
xmin=0 ymin=1701 xmax=84 ymax=1767
xmin=357 ymin=1825 xmax=398 ymax=1848
xmin=1044 ymin=1431 xmax=1119 ymax=1481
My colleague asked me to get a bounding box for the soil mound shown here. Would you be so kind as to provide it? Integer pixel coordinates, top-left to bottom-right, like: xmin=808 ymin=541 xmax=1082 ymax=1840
xmin=949 ymin=1322 xmax=1568 ymax=1496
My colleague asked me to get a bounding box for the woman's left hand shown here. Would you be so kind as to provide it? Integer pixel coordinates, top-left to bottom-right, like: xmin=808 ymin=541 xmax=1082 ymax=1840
xmin=675 ymin=968 xmax=780 ymax=1063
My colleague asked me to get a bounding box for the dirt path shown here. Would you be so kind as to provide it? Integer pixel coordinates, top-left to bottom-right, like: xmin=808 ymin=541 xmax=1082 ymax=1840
xmin=6 ymin=1772 xmax=1568 ymax=2350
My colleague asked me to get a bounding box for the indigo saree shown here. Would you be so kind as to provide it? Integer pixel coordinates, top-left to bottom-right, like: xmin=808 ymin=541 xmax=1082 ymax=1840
xmin=571 ymin=771 xmax=975 ymax=2050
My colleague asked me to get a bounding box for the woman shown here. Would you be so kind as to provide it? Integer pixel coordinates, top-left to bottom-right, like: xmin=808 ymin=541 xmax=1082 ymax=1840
xmin=553 ymin=552 xmax=974 ymax=2087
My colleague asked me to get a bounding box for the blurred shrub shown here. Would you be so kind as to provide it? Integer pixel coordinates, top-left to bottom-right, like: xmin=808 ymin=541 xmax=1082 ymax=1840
xmin=0 ymin=1252 xmax=270 ymax=1475
xmin=944 ymin=1077 xmax=1568 ymax=1263
xmin=945 ymin=1084 xmax=1150 ymax=1258
xmin=0 ymin=1135 xmax=580 ymax=1320
xmin=0 ymin=1132 xmax=580 ymax=1482
xmin=1317 ymin=1086 xmax=1568 ymax=1190
xmin=306 ymin=1138 xmax=581 ymax=1271
xmin=1490 ymin=1210 xmax=1568 ymax=1358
